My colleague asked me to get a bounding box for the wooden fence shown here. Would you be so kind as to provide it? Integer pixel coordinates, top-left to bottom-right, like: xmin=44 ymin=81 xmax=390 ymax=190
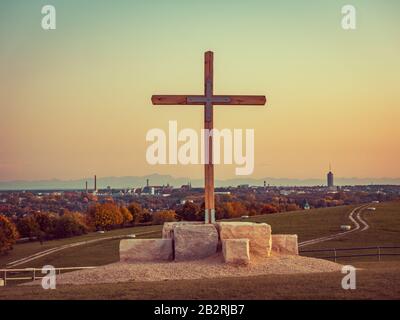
xmin=300 ymin=245 xmax=400 ymax=262
xmin=0 ymin=266 xmax=96 ymax=286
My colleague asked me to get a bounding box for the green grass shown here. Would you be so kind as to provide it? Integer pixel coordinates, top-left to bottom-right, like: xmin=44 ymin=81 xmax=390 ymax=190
xmin=229 ymin=205 xmax=357 ymax=242
xmin=1 ymin=261 xmax=399 ymax=300
xmin=304 ymin=201 xmax=400 ymax=251
xmin=1 ymin=202 xmax=400 ymax=299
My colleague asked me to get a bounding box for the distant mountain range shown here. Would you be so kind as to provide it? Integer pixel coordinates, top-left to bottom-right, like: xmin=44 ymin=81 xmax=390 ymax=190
xmin=0 ymin=174 xmax=399 ymax=190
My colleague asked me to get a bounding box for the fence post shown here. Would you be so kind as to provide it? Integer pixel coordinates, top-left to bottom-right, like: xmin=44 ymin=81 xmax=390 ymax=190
xmin=333 ymin=248 xmax=337 ymax=262
xmin=377 ymin=247 xmax=381 ymax=261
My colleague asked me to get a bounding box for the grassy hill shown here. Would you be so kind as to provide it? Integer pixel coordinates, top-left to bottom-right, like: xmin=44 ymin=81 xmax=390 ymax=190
xmin=1 ymin=201 xmax=400 ymax=299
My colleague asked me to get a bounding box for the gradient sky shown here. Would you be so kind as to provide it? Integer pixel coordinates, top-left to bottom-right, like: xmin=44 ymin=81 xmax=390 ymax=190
xmin=0 ymin=0 xmax=399 ymax=181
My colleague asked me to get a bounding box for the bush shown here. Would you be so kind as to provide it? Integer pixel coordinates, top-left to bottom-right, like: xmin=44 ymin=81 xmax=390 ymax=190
xmin=152 ymin=210 xmax=176 ymax=225
xmin=0 ymin=215 xmax=19 ymax=255
xmin=261 ymin=203 xmax=279 ymax=214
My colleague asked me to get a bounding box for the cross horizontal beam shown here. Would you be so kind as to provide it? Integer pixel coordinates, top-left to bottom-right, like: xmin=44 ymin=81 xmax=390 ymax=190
xmin=151 ymin=95 xmax=266 ymax=106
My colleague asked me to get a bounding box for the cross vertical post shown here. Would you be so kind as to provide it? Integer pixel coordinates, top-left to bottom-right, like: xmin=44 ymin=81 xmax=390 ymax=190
xmin=204 ymin=51 xmax=215 ymax=224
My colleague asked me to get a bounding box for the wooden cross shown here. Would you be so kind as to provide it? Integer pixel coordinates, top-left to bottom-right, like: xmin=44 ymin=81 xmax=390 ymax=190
xmin=152 ymin=51 xmax=266 ymax=224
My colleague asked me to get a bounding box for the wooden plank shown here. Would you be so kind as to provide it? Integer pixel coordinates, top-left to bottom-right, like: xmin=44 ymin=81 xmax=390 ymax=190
xmin=213 ymin=95 xmax=266 ymax=105
xmin=152 ymin=95 xmax=201 ymax=105
xmin=152 ymin=95 xmax=266 ymax=106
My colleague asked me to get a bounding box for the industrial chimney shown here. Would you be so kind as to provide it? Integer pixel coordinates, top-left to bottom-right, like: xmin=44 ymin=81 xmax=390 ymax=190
xmin=94 ymin=175 xmax=97 ymax=191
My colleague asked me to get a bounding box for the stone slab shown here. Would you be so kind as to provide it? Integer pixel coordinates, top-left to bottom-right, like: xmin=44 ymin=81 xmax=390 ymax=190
xmin=222 ymin=239 xmax=250 ymax=265
xmin=162 ymin=221 xmax=203 ymax=239
xmin=217 ymin=222 xmax=272 ymax=257
xmin=271 ymin=234 xmax=298 ymax=255
xmin=120 ymin=239 xmax=173 ymax=262
xmin=174 ymin=224 xmax=218 ymax=261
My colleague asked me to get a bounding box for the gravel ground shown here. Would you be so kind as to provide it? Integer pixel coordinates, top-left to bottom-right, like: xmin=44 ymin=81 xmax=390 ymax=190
xmin=23 ymin=253 xmax=343 ymax=286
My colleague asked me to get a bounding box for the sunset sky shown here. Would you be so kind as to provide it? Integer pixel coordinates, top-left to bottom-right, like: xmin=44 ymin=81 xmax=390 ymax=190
xmin=0 ymin=0 xmax=399 ymax=181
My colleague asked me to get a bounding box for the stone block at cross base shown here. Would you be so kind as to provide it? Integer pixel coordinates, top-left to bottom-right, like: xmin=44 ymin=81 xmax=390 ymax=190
xmin=162 ymin=221 xmax=203 ymax=239
xmin=222 ymin=239 xmax=250 ymax=265
xmin=174 ymin=224 xmax=218 ymax=261
xmin=120 ymin=239 xmax=173 ymax=262
xmin=216 ymin=222 xmax=272 ymax=257
xmin=271 ymin=234 xmax=299 ymax=255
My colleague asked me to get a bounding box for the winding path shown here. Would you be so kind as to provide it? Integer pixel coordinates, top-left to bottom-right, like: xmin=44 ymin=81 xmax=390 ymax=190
xmin=298 ymin=203 xmax=371 ymax=248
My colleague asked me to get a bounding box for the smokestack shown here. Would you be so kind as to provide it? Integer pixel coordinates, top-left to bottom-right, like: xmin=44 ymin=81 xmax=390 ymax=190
xmin=94 ymin=175 xmax=97 ymax=191
xmin=146 ymin=179 xmax=149 ymax=188
xmin=85 ymin=181 xmax=88 ymax=193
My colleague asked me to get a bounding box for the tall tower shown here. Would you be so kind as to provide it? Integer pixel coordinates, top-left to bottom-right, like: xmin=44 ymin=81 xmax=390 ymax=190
xmin=327 ymin=164 xmax=334 ymax=189
xmin=94 ymin=175 xmax=97 ymax=192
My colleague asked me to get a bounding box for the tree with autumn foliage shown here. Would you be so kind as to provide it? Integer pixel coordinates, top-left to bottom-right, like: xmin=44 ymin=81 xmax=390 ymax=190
xmin=176 ymin=202 xmax=201 ymax=221
xmin=141 ymin=209 xmax=153 ymax=223
xmin=16 ymin=215 xmax=40 ymax=239
xmin=88 ymin=203 xmax=123 ymax=230
xmin=261 ymin=203 xmax=279 ymax=214
xmin=0 ymin=214 xmax=19 ymax=255
xmin=127 ymin=202 xmax=144 ymax=225
xmin=228 ymin=201 xmax=247 ymax=218
xmin=54 ymin=215 xmax=88 ymax=238
xmin=33 ymin=212 xmax=57 ymax=241
xmin=152 ymin=210 xmax=176 ymax=225
xmin=120 ymin=206 xmax=133 ymax=226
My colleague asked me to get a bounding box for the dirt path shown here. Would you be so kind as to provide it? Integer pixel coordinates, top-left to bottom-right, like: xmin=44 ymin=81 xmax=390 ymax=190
xmin=298 ymin=203 xmax=371 ymax=248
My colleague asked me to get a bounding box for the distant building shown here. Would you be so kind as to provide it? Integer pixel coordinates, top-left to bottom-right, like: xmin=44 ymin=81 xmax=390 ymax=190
xmin=327 ymin=166 xmax=334 ymax=189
